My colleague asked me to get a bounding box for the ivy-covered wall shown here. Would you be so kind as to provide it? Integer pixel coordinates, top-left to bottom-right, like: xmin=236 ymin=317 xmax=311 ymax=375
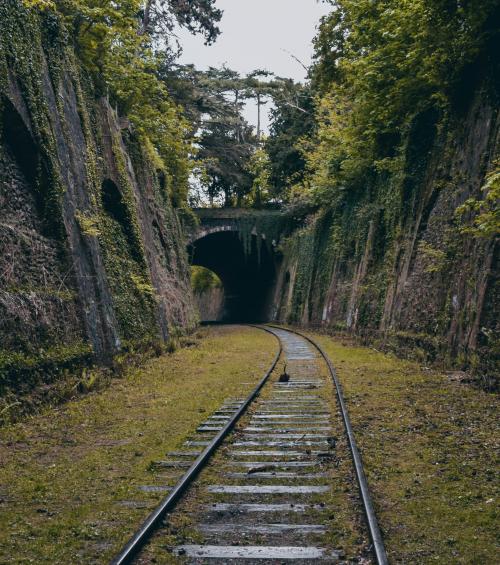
xmin=0 ymin=1 xmax=196 ymax=394
xmin=272 ymin=88 xmax=498 ymax=379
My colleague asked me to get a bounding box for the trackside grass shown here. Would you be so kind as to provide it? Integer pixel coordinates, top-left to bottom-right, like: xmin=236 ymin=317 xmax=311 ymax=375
xmin=0 ymin=325 xmax=277 ymax=563
xmin=311 ymin=332 xmax=498 ymax=564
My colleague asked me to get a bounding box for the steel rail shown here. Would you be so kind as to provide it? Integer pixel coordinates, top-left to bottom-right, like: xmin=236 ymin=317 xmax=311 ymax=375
xmin=110 ymin=326 xmax=282 ymax=565
xmin=266 ymin=324 xmax=388 ymax=565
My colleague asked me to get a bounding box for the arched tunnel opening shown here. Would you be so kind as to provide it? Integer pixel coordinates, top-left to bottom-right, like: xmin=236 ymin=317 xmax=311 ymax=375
xmin=189 ymin=230 xmax=277 ymax=323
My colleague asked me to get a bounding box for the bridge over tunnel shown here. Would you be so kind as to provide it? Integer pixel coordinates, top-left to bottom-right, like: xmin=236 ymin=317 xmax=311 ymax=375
xmin=187 ymin=209 xmax=286 ymax=323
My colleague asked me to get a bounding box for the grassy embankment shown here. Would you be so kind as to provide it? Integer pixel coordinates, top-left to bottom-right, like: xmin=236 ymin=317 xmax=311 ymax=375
xmin=312 ymin=332 xmax=498 ymax=564
xmin=0 ymin=326 xmax=277 ymax=563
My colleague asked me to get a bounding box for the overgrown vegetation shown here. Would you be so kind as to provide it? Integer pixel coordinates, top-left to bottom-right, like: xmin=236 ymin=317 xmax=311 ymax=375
xmin=260 ymin=0 xmax=499 ymax=207
xmin=20 ymin=0 xmax=224 ymax=206
xmin=0 ymin=342 xmax=94 ymax=423
xmin=1 ymin=0 xmax=208 ymax=390
xmin=265 ymin=0 xmax=499 ymax=373
xmin=168 ymin=65 xmax=307 ymax=208
xmin=455 ymin=160 xmax=500 ymax=238
xmin=2 ymin=0 xmax=498 ymax=391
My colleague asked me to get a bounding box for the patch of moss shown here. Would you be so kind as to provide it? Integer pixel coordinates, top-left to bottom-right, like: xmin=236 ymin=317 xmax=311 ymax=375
xmin=75 ymin=210 xmax=100 ymax=237
xmin=0 ymin=341 xmax=93 ymax=412
xmin=98 ymin=212 xmax=157 ymax=341
xmin=4 ymin=286 xmax=77 ymax=301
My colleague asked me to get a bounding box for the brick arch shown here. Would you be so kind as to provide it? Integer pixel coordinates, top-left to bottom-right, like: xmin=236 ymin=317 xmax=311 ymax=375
xmin=188 ymin=225 xmax=269 ymax=245
xmin=188 ymin=224 xmax=238 ymax=244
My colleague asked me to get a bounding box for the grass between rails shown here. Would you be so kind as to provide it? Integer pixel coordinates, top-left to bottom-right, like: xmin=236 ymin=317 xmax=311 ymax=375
xmin=139 ymin=354 xmax=371 ymax=563
xmin=0 ymin=325 xmax=277 ymax=564
xmin=308 ymin=331 xmax=499 ymax=564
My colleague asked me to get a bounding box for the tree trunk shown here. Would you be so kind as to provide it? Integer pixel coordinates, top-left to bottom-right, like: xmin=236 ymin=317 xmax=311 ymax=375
xmin=235 ymin=90 xmax=240 ymax=143
xmin=140 ymin=0 xmax=153 ymax=35
xmin=256 ymin=93 xmax=261 ymax=140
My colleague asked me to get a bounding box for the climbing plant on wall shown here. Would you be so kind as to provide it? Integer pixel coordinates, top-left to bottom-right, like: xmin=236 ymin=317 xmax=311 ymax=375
xmin=20 ymin=0 xmax=224 ymax=207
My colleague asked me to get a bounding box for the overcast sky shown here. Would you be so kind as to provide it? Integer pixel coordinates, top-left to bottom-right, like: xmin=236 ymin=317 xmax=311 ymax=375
xmin=176 ymin=0 xmax=330 ymax=132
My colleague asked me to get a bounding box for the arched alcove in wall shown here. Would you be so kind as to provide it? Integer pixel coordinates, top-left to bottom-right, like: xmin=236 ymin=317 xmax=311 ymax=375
xmin=1 ymin=96 xmax=50 ymax=223
xmin=101 ymin=178 xmax=140 ymax=257
xmin=1 ymin=98 xmax=38 ymax=182
xmin=102 ymin=179 xmax=128 ymax=226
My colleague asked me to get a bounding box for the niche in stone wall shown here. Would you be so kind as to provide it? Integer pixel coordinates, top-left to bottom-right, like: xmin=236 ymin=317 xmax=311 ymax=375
xmin=0 ymin=96 xmax=50 ymax=222
xmin=157 ymin=170 xmax=167 ymax=193
xmin=102 ymin=179 xmax=128 ymax=226
xmin=1 ymin=98 xmax=38 ymax=182
xmin=100 ymin=178 xmax=156 ymax=340
xmin=101 ymin=178 xmax=139 ymax=257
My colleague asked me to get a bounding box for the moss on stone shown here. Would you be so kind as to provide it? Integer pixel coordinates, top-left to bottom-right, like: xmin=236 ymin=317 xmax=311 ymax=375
xmin=1 ymin=1 xmax=197 ymax=382
xmin=0 ymin=341 xmax=93 ymax=405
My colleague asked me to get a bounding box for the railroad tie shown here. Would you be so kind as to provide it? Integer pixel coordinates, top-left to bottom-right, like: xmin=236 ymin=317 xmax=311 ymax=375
xmin=167 ymin=328 xmax=343 ymax=561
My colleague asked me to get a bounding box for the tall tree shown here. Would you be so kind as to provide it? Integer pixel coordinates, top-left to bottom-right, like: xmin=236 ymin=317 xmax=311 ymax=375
xmin=157 ymin=63 xmax=259 ymax=206
xmin=265 ymin=80 xmax=315 ymax=200
xmin=196 ymin=117 xmax=256 ymax=207
xmin=244 ymin=70 xmax=278 ymax=140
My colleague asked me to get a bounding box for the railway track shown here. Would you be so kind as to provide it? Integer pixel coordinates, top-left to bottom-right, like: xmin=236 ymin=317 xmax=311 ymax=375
xmin=112 ymin=326 xmax=387 ymax=564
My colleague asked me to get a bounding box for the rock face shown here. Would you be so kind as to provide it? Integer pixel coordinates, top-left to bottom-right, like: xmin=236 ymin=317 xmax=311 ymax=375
xmin=194 ymin=287 xmax=225 ymax=323
xmin=271 ymin=90 xmax=498 ymax=374
xmin=0 ymin=3 xmax=196 ymax=390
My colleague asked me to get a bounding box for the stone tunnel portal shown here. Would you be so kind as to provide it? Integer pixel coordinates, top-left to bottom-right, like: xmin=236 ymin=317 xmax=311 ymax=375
xmin=189 ymin=230 xmax=276 ymax=323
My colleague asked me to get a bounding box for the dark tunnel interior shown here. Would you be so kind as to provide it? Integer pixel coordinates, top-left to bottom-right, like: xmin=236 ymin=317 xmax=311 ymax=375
xmin=189 ymin=231 xmax=277 ymax=323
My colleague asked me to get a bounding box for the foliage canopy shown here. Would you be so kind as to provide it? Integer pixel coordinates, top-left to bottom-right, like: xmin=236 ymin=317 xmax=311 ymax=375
xmin=262 ymin=0 xmax=499 ymax=216
xmin=22 ymin=0 xmax=224 ymax=206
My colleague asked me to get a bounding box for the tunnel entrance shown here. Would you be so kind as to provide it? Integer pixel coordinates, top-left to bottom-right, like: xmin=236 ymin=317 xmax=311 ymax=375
xmin=189 ymin=231 xmax=276 ymax=323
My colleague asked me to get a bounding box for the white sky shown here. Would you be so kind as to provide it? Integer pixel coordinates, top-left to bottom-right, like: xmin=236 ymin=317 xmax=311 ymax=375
xmin=176 ymin=0 xmax=331 ymax=132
